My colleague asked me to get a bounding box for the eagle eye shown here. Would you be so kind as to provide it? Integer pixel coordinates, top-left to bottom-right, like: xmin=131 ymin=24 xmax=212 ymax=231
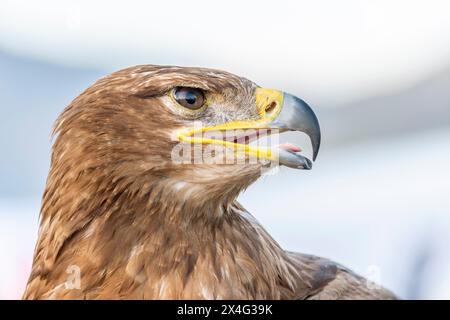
xmin=173 ymin=87 xmax=205 ymax=110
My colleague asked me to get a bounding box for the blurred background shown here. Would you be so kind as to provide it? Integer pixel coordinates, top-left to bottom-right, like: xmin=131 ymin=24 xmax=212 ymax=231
xmin=1 ymin=0 xmax=450 ymax=299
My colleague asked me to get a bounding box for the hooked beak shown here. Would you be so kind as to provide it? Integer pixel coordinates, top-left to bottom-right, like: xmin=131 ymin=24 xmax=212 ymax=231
xmin=176 ymin=88 xmax=321 ymax=169
xmin=267 ymin=92 xmax=321 ymax=161
xmin=264 ymin=90 xmax=321 ymax=169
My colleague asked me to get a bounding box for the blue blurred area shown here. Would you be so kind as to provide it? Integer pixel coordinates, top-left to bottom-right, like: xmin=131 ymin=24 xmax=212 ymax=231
xmin=0 ymin=50 xmax=103 ymax=196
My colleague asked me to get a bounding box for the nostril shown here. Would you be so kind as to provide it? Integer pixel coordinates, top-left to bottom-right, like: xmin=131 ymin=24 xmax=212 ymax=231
xmin=264 ymin=101 xmax=277 ymax=116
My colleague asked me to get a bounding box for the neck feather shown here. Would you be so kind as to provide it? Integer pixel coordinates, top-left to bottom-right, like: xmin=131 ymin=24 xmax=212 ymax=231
xmin=27 ymin=160 xmax=298 ymax=299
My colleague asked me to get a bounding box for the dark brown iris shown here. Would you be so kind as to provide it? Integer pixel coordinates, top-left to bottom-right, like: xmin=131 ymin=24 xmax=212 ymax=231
xmin=173 ymin=87 xmax=205 ymax=110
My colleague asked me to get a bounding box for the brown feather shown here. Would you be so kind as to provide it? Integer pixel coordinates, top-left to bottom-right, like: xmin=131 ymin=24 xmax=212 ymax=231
xmin=23 ymin=65 xmax=396 ymax=300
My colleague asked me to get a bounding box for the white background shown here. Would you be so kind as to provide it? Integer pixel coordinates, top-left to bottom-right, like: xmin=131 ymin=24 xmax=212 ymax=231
xmin=1 ymin=0 xmax=450 ymax=299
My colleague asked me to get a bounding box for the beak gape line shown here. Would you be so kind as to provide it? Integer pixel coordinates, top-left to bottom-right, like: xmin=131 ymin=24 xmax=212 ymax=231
xmin=171 ymin=124 xmax=281 ymax=167
xmin=174 ymin=89 xmax=321 ymax=170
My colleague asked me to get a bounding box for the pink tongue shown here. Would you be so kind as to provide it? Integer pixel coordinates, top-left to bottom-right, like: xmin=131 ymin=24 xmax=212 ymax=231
xmin=279 ymin=142 xmax=301 ymax=153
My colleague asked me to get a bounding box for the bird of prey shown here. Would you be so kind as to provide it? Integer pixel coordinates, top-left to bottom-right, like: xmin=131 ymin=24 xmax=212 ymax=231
xmin=23 ymin=65 xmax=396 ymax=300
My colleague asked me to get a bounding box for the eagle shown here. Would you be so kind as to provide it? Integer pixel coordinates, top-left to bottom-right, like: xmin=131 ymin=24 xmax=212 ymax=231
xmin=23 ymin=65 xmax=396 ymax=299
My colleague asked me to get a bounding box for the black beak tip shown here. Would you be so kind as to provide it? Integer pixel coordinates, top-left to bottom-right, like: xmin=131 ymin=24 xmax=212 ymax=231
xmin=312 ymin=139 xmax=321 ymax=161
xmin=304 ymin=158 xmax=313 ymax=170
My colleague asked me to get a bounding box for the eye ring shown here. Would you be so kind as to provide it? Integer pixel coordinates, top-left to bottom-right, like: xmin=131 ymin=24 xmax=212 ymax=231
xmin=172 ymin=87 xmax=206 ymax=111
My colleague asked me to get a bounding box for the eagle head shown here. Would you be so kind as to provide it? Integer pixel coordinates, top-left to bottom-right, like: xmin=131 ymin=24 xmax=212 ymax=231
xmin=53 ymin=65 xmax=320 ymax=206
